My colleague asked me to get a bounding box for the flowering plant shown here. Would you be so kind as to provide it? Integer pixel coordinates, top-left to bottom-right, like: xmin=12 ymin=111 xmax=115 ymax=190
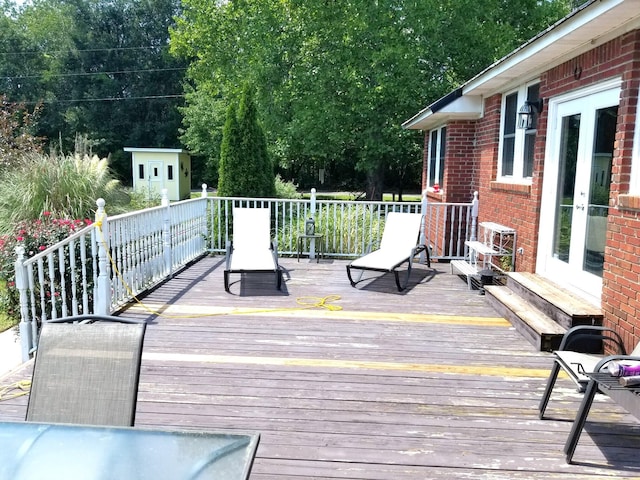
xmin=0 ymin=212 xmax=92 ymax=320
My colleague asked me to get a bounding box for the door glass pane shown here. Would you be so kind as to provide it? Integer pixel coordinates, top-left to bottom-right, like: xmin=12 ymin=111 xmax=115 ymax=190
xmin=584 ymin=106 xmax=617 ymax=276
xmin=553 ymin=114 xmax=580 ymax=262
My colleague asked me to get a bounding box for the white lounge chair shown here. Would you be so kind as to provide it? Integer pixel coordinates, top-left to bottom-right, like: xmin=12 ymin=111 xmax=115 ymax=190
xmin=224 ymin=207 xmax=282 ymax=293
xmin=346 ymin=212 xmax=430 ymax=291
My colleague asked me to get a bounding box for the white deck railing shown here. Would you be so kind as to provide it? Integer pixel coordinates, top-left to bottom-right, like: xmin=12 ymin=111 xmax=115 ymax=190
xmin=14 ymin=187 xmax=478 ymax=360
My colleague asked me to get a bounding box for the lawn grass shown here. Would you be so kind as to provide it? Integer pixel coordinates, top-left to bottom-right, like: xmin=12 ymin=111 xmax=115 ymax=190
xmin=0 ymin=311 xmax=17 ymax=333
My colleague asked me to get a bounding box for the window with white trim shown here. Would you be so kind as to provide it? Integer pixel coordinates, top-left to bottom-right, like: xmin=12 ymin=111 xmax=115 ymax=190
xmin=498 ymin=82 xmax=540 ymax=180
xmin=428 ymin=126 xmax=446 ymax=189
xmin=631 ymin=89 xmax=640 ymax=195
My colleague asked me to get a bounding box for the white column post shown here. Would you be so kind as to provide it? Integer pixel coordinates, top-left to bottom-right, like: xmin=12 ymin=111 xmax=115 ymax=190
xmin=95 ymin=198 xmax=111 ymax=315
xmin=420 ymin=190 xmax=428 ymax=263
xmin=470 ymin=191 xmax=479 ymax=242
xmin=309 ymin=188 xmax=317 ymax=259
xmin=201 ymin=183 xmax=208 ymax=198
xmin=15 ymin=246 xmax=32 ymax=361
xmin=162 ymin=189 xmax=173 ymax=278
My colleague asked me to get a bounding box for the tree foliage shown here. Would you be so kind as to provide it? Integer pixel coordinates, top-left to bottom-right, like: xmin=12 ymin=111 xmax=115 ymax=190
xmin=0 ymin=96 xmax=44 ymax=169
xmin=171 ymin=0 xmax=571 ymax=199
xmin=0 ymin=0 xmax=187 ymax=182
xmin=218 ymin=85 xmax=275 ymax=198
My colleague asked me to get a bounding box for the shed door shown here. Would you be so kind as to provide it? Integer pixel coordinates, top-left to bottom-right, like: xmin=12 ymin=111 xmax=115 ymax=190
xmin=147 ymin=161 xmax=163 ymax=194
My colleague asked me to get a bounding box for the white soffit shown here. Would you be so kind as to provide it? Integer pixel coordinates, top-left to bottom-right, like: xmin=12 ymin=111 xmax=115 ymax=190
xmin=402 ymin=95 xmax=482 ymax=131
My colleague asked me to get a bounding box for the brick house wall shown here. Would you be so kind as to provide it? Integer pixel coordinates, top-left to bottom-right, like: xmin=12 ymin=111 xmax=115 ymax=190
xmin=442 ymin=121 xmax=478 ymax=204
xmin=421 ymin=29 xmax=640 ymax=352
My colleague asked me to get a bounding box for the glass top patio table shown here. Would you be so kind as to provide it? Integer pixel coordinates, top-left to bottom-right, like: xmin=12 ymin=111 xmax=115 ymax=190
xmin=0 ymin=421 xmax=260 ymax=480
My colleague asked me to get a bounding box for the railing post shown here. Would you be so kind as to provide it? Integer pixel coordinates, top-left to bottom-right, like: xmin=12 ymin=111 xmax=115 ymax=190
xmin=15 ymin=246 xmax=32 ymax=361
xmin=309 ymin=188 xmax=317 ymax=259
xmin=470 ymin=191 xmax=479 ymax=242
xmin=420 ymin=190 xmax=428 ymax=263
xmin=162 ymin=189 xmax=173 ymax=278
xmin=95 ymin=198 xmax=111 ymax=315
xmin=201 ymin=183 xmax=208 ymax=198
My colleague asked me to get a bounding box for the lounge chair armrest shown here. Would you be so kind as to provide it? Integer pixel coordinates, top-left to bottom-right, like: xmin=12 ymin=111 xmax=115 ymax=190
xmin=557 ymin=325 xmax=626 ymax=354
xmin=411 ymin=244 xmax=427 ymax=256
xmin=594 ymin=355 xmax=640 ymax=372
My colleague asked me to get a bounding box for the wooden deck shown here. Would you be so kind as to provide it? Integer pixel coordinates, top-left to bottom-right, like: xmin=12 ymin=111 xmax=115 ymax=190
xmin=2 ymin=256 xmax=640 ymax=478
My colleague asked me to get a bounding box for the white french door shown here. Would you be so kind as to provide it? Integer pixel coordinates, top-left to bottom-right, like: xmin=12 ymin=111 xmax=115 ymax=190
xmin=537 ymin=83 xmax=620 ymax=301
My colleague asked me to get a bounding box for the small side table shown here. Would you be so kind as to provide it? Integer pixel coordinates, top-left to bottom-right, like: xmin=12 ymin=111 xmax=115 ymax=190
xmin=297 ymin=233 xmax=324 ymax=262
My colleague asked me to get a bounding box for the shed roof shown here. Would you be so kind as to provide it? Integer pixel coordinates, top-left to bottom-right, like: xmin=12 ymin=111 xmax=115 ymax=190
xmin=403 ymin=0 xmax=640 ymax=131
xmin=124 ymin=147 xmax=187 ymax=154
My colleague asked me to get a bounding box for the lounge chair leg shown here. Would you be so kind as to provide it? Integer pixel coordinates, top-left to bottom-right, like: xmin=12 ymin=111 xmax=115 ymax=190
xmin=224 ymin=271 xmax=231 ymax=293
xmin=346 ymin=266 xmax=363 ymax=288
xmin=564 ymin=379 xmax=598 ymax=463
xmin=275 ymin=269 xmax=282 ymax=290
xmin=539 ymin=361 xmax=560 ymax=419
xmin=394 ymin=264 xmax=411 ymax=291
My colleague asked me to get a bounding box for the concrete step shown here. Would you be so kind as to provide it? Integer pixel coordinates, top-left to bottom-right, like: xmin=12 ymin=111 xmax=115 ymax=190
xmin=484 ymin=285 xmax=566 ymax=351
xmin=507 ymin=272 xmax=602 ymax=330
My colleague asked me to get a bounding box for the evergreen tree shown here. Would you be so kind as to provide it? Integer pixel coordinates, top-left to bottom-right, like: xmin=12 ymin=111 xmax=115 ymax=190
xmin=218 ymin=85 xmax=275 ymax=197
xmin=217 ymin=103 xmax=240 ymax=197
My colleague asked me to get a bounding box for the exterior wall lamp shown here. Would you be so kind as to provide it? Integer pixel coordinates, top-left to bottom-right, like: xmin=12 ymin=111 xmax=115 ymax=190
xmin=517 ymin=98 xmax=543 ymax=129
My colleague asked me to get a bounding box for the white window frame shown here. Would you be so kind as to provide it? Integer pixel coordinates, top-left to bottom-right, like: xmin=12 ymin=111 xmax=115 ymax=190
xmin=497 ymin=80 xmax=540 ymax=182
xmin=427 ymin=125 xmax=446 ymax=190
xmin=631 ymin=87 xmax=640 ymax=195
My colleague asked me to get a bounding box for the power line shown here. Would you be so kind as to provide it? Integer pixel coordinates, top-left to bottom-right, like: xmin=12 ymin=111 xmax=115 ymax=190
xmin=20 ymin=94 xmax=185 ymax=105
xmin=0 ymin=45 xmax=170 ymax=56
xmin=1 ymin=66 xmax=187 ymax=80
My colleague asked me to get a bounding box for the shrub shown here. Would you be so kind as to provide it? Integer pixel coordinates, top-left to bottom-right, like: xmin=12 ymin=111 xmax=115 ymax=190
xmin=275 ymin=175 xmax=301 ymax=199
xmin=0 ymin=213 xmax=92 ymax=321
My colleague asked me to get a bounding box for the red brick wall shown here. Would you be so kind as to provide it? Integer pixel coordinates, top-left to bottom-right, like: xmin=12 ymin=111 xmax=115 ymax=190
xmin=443 ymin=121 xmax=478 ymax=203
xmin=419 ymin=29 xmax=640 ymax=351
xmin=603 ymin=30 xmax=640 ymax=353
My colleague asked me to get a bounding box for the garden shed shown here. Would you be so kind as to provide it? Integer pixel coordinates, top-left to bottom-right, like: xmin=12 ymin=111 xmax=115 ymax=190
xmin=124 ymin=147 xmax=191 ymax=201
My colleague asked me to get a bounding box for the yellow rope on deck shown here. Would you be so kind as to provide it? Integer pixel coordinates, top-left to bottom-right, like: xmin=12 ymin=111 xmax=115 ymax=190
xmin=0 ymin=380 xmax=31 ymax=401
xmin=95 ymin=220 xmax=343 ymax=319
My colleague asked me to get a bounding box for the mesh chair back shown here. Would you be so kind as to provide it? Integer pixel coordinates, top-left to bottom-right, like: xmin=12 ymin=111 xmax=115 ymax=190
xmin=233 ymin=208 xmax=271 ymax=251
xmin=379 ymin=212 xmax=423 ymax=252
xmin=26 ymin=321 xmax=146 ymax=426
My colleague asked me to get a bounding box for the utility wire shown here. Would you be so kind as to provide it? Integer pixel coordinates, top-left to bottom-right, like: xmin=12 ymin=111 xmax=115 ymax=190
xmin=1 ymin=66 xmax=187 ymax=80
xmin=0 ymin=45 xmax=170 ymax=56
xmin=21 ymin=94 xmax=185 ymax=105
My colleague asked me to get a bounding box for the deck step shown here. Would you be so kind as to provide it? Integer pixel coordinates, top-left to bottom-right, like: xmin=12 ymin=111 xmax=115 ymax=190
xmin=507 ymin=272 xmax=602 ymax=330
xmin=484 ymin=285 xmax=567 ymax=351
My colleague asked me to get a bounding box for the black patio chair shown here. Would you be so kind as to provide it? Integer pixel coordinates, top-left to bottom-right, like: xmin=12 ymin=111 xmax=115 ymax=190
xmin=26 ymin=315 xmax=146 ymax=427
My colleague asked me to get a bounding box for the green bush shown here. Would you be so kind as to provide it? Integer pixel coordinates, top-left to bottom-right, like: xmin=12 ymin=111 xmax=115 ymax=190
xmin=0 ymin=213 xmax=92 ymax=321
xmin=275 ymin=175 xmax=301 ymax=199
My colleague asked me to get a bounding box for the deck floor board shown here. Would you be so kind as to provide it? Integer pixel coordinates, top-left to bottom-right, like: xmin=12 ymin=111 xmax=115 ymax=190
xmin=1 ymin=257 xmax=640 ymax=478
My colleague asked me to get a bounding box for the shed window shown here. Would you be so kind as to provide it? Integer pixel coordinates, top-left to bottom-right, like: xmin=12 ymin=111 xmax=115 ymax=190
xmin=168 ymin=165 xmax=174 ymax=180
xmin=498 ymin=81 xmax=540 ymax=181
xmin=138 ymin=164 xmax=144 ymax=180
